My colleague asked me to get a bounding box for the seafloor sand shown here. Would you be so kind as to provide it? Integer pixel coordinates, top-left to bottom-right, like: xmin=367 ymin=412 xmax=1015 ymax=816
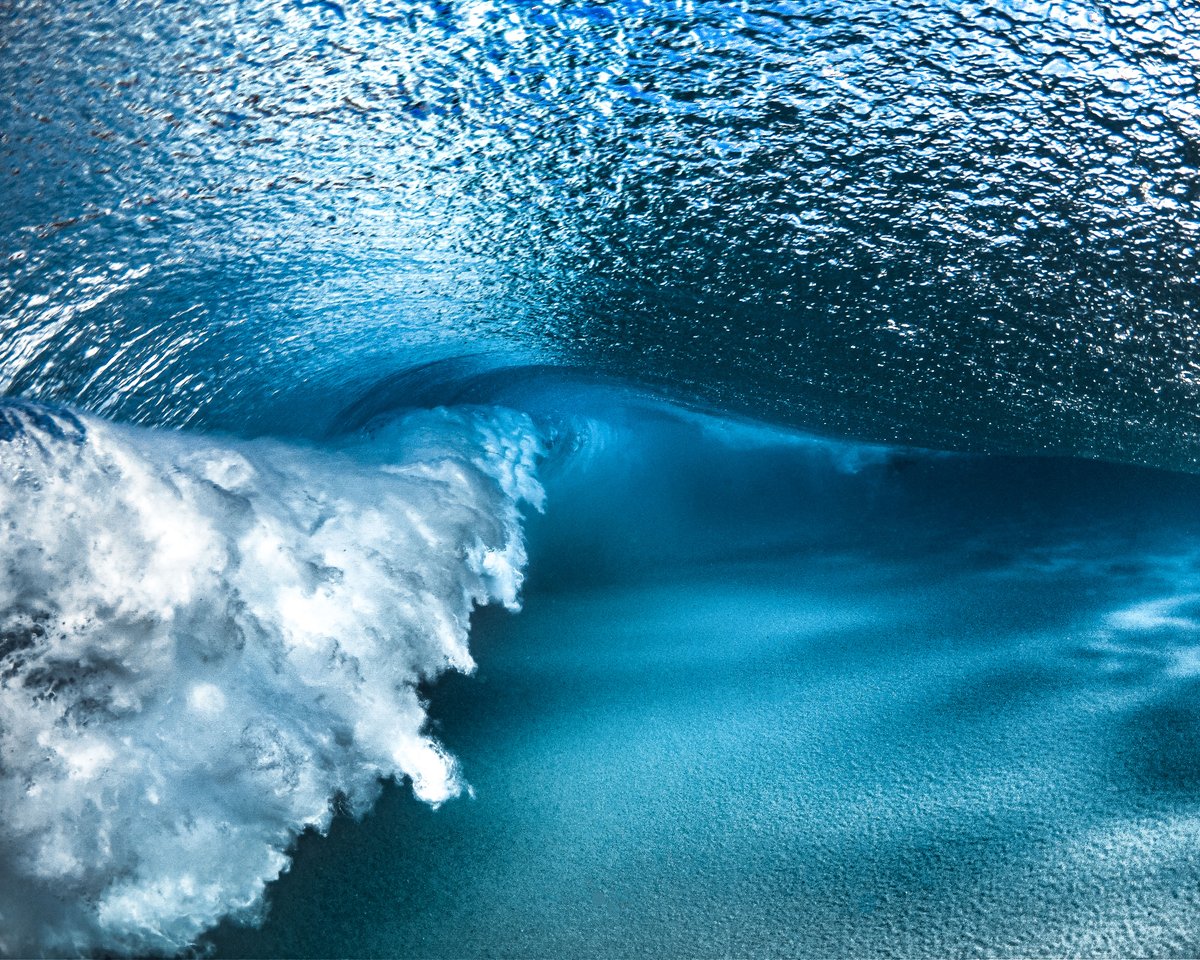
xmin=207 ymin=412 xmax=1200 ymax=958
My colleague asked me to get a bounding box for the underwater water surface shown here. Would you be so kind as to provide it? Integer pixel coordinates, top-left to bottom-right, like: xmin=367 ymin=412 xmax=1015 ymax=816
xmin=4 ymin=0 xmax=1200 ymax=955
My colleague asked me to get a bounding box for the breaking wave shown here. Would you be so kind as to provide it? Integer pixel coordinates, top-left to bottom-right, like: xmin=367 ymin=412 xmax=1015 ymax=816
xmin=0 ymin=401 xmax=544 ymax=956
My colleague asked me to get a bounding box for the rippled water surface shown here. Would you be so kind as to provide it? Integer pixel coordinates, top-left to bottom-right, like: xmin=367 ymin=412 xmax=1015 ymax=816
xmin=5 ymin=0 xmax=1200 ymax=464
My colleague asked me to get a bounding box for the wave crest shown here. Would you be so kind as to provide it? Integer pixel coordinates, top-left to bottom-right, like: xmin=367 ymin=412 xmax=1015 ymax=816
xmin=0 ymin=403 xmax=544 ymax=955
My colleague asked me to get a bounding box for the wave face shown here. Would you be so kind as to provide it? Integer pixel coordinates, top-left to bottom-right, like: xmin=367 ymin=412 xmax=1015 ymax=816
xmin=3 ymin=0 xmax=1200 ymax=467
xmin=0 ymin=401 xmax=542 ymax=955
xmin=4 ymin=0 xmax=1200 ymax=954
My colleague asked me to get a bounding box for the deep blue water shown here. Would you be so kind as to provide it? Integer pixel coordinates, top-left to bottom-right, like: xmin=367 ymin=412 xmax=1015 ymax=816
xmin=4 ymin=0 xmax=1200 ymax=955
xmin=205 ymin=403 xmax=1200 ymax=957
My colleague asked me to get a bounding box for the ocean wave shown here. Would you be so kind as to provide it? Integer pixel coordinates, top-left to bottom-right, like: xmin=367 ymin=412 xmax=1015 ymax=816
xmin=0 ymin=401 xmax=544 ymax=955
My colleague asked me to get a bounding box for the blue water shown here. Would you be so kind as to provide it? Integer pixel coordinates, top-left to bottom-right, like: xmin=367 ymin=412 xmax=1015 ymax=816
xmin=5 ymin=0 xmax=1200 ymax=955
xmin=203 ymin=404 xmax=1200 ymax=957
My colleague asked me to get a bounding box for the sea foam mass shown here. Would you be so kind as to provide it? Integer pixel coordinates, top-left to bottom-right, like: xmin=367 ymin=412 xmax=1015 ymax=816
xmin=0 ymin=401 xmax=544 ymax=955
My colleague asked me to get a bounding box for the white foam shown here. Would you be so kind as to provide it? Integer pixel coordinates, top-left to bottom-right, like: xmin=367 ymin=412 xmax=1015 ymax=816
xmin=0 ymin=402 xmax=544 ymax=955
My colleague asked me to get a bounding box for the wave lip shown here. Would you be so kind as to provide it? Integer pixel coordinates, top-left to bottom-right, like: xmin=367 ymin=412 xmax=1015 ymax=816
xmin=0 ymin=402 xmax=544 ymax=956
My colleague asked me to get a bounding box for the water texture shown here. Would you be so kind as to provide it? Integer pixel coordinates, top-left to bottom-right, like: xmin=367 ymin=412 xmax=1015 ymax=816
xmin=4 ymin=0 xmax=1200 ymax=955
xmin=4 ymin=0 xmax=1200 ymax=464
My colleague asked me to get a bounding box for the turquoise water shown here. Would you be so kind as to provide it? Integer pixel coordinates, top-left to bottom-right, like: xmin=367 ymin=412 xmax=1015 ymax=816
xmin=205 ymin=407 xmax=1200 ymax=957
xmin=5 ymin=0 xmax=1200 ymax=954
xmin=5 ymin=0 xmax=1200 ymax=467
